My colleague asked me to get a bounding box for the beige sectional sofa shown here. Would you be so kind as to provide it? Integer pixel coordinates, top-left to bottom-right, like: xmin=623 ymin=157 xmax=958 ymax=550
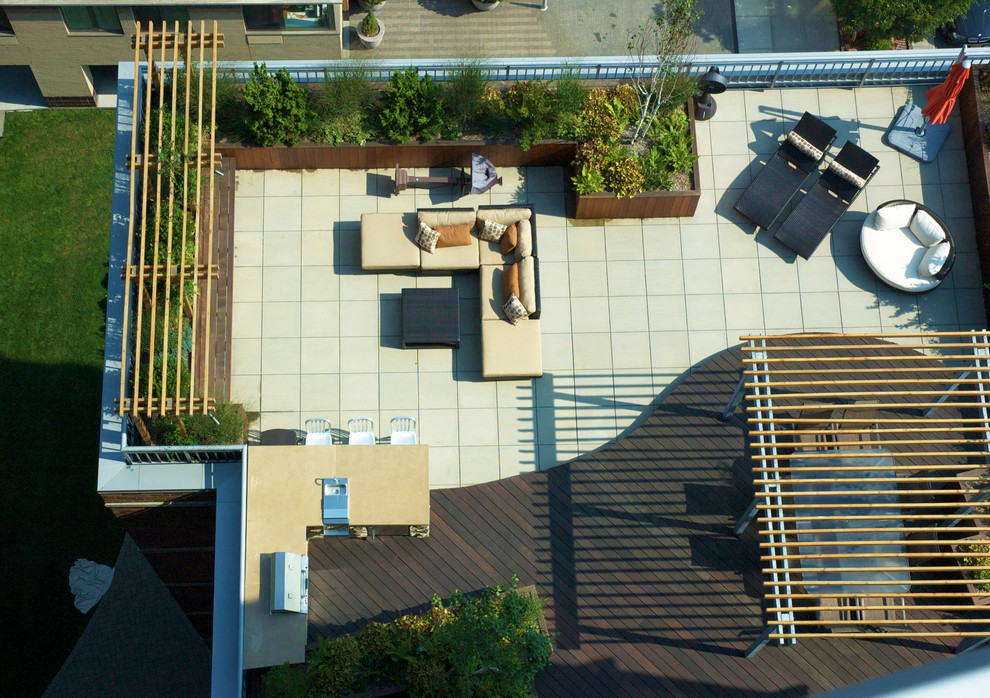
xmin=360 ymin=204 xmax=541 ymax=379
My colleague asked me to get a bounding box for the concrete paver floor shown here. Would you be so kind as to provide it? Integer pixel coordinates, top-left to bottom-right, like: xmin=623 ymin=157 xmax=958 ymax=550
xmin=230 ymin=85 xmax=984 ymax=489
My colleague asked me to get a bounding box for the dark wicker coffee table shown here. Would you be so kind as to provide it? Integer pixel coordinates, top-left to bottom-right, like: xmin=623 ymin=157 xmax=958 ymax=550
xmin=401 ymin=287 xmax=460 ymax=349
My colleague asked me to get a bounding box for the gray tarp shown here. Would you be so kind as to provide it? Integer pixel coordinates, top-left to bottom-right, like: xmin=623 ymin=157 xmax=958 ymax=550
xmin=69 ymin=558 xmax=115 ymax=613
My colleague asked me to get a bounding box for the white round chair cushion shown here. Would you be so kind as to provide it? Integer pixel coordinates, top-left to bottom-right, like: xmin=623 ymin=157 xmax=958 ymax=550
xmin=860 ymin=210 xmax=943 ymax=293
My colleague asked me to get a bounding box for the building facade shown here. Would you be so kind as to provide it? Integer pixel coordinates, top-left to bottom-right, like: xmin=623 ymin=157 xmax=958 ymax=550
xmin=0 ymin=2 xmax=344 ymax=107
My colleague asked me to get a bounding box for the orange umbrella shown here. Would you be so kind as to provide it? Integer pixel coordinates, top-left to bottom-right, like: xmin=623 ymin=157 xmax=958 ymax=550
xmin=921 ymin=48 xmax=971 ymax=125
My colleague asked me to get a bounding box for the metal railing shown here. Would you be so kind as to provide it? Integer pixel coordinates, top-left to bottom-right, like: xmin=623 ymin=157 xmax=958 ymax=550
xmin=124 ymin=445 xmax=245 ymax=465
xmin=214 ymin=48 xmax=990 ymax=88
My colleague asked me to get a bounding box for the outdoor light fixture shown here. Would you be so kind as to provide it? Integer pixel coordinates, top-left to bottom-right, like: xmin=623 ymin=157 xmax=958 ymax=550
xmin=693 ymin=66 xmax=728 ymax=121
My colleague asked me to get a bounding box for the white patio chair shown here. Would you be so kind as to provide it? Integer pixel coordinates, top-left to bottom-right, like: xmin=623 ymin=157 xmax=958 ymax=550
xmin=347 ymin=417 xmax=376 ymax=445
xmin=304 ymin=418 xmax=334 ymax=445
xmin=390 ymin=416 xmax=418 ymax=445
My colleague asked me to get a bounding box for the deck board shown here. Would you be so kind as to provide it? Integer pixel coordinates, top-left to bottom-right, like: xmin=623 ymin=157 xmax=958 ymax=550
xmin=308 ymin=348 xmax=957 ymax=696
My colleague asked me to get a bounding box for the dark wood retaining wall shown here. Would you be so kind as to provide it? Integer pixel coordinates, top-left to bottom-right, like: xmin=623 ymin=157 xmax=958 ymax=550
xmin=960 ymin=71 xmax=990 ymax=301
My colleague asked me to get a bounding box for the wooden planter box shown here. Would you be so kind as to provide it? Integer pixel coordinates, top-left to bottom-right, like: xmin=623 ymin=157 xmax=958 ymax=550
xmin=216 ymin=139 xmax=576 ymax=170
xmin=959 ymin=70 xmax=990 ymax=322
xmin=573 ymin=99 xmax=701 ymax=219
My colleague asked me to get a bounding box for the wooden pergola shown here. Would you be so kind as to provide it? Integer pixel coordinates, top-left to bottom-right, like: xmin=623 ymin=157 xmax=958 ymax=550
xmin=734 ymin=331 xmax=990 ymax=653
xmin=118 ymin=21 xmax=224 ymax=421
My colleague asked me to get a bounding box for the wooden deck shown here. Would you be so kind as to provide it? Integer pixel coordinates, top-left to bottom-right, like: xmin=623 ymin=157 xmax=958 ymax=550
xmin=308 ymin=349 xmax=957 ymax=696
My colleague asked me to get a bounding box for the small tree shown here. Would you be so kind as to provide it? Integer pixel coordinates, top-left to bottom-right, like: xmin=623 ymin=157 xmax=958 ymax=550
xmin=627 ymin=0 xmax=702 ymax=144
xmin=242 ymin=62 xmax=311 ymax=147
xmin=831 ymin=0 xmax=972 ymax=43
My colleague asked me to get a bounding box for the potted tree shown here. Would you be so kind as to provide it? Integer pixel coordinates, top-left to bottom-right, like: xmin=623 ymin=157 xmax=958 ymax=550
xmin=471 ymin=0 xmax=500 ymax=10
xmin=357 ymin=8 xmax=384 ymax=49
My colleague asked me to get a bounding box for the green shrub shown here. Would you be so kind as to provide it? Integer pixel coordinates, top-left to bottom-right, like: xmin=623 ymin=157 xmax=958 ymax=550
xmin=650 ymin=109 xmax=697 ymax=174
xmin=638 ymin=145 xmax=675 ymax=191
xmin=260 ymin=663 xmax=308 ymax=698
xmin=861 ymin=33 xmax=894 ymax=50
xmin=380 ymin=67 xmax=444 ymax=142
xmin=578 ymin=89 xmax=623 ymax=145
xmin=603 ymin=157 xmax=645 ymax=199
xmin=309 ymin=635 xmax=365 ymax=696
xmin=571 ymin=164 xmax=606 ymax=194
xmin=311 ymin=67 xmax=378 ymax=145
xmin=150 ymin=401 xmax=251 ymax=446
xmin=475 ymin=86 xmax=513 ymax=139
xmin=242 ymin=62 xmax=311 ymax=146
xmin=553 ymin=70 xmax=589 ymax=139
xmin=361 ymin=8 xmax=380 ymax=37
xmin=503 ymin=80 xmax=557 ymax=150
xmin=959 ymin=542 xmax=990 ymax=593
xmin=442 ymin=60 xmax=487 ymax=133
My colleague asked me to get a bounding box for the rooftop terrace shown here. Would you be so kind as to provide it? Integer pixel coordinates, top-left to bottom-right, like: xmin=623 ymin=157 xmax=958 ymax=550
xmin=228 ymin=85 xmax=986 ymax=489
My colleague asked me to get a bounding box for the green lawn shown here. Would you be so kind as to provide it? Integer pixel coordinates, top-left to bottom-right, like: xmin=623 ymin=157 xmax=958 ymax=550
xmin=0 ymin=110 xmax=124 ymax=696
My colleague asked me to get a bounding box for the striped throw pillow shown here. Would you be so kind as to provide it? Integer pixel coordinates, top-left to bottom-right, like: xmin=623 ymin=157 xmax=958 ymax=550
xmin=828 ymin=160 xmax=867 ymax=189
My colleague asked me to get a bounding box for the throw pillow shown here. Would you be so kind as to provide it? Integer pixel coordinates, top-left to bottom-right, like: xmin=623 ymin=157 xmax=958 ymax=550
xmin=503 ymin=293 xmax=528 ymax=325
xmin=910 ymin=209 xmax=946 ymax=247
xmin=518 ymin=255 xmax=537 ymax=314
xmin=918 ymin=241 xmax=950 ymax=277
xmin=514 ymin=219 xmax=533 ymax=263
xmin=786 ymin=130 xmax=823 ymax=161
xmin=415 ymin=221 xmax=441 ymax=253
xmin=873 ymin=203 xmax=915 ymax=231
xmin=479 ymin=219 xmax=508 ymax=242
xmin=827 ymin=160 xmax=867 ymax=189
xmin=500 ymin=223 xmax=519 ymax=256
xmin=435 ymin=224 xmax=472 ymax=248
xmin=503 ymin=262 xmax=520 ymax=304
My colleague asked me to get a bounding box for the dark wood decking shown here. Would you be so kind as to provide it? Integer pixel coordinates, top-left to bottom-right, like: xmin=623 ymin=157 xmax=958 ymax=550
xmin=308 ymin=350 xmax=955 ymax=696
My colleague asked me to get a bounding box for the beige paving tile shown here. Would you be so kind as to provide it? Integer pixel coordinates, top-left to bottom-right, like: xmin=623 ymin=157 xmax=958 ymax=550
xmin=338 ymin=299 xmax=379 ymax=337
xmin=763 ymin=293 xmax=805 ymax=330
xmin=234 ymin=230 xmax=264 ymax=267
xmin=707 ymin=120 xmax=751 ymax=155
xmin=418 ymin=371 xmax=459 ymax=409
xmin=300 ymin=373 xmax=340 ymax=412
xmin=611 ymin=332 xmax=652 ymax=370
xmin=780 ymin=89 xmax=820 ymax=118
xmin=378 ymin=340 xmax=420 ymax=373
xmin=566 ymin=226 xmax=606 ymax=261
xmin=235 ymin=197 xmax=264 ymax=232
xmin=721 ymin=258 xmax=762 ymax=294
xmin=236 ymin=169 xmax=265 ymax=197
xmin=301 ymin=337 xmax=339 ymax=375
xmin=458 ymin=408 xmax=499 ymax=446
xmin=854 ymin=87 xmax=894 ymax=119
xmin=266 ymin=170 xmax=302 ymax=197
xmin=527 ymin=166 xmax=565 ymax=193
xmin=232 ymin=301 xmax=262 ymax=339
xmin=683 ymin=259 xmax=723 ymax=295
xmin=426 ymin=446 xmax=461 ymax=487
xmin=263 ymin=196 xmax=302 ymax=231
xmin=497 ymin=405 xmax=538 ymax=445
xmin=263 ymin=230 xmax=301 ymax=267
xmin=645 ymin=260 xmax=685 ymax=296
xmin=711 ymin=154 xmax=753 ymax=190
xmin=498 ymin=445 xmax=538 ymax=478
xmin=642 ymin=223 xmax=682 ymax=259
xmin=877 ymin=289 xmax=920 ymax=331
xmin=300 ymin=230 xmax=334 ymax=267
xmin=799 ymin=293 xmax=842 ymax=331
xmin=685 ymin=295 xmax=726 ymax=331
xmin=680 ymin=224 xmax=720 ymax=260
xmin=541 ymin=334 xmax=575 ymax=371
xmin=538 ymin=297 xmax=572 ymax=334
xmin=688 ymin=330 xmax=729 ymax=365
xmin=302 ymin=169 xmax=339 ymax=197
xmin=301 ymin=266 xmax=339 ymax=301
xmin=234 ymin=267 xmax=263 ymax=303
xmin=417 ymin=347 xmax=456 ymax=373
xmin=571 ymin=296 xmax=611 ymax=333
xmin=302 ymin=197 xmax=340 ymax=232
xmin=261 ymin=337 xmax=300 ymax=375
xmin=536 ymin=405 xmax=578 ymax=445
xmin=647 ymin=294 xmax=688 ymax=331
xmin=759 ymin=256 xmax=800 ymax=293
xmin=419 ymin=408 xmax=460 ymax=447
xmin=261 ymin=374 xmax=300 ymax=412
xmin=839 ymin=291 xmax=883 ymax=328
xmin=262 ymin=266 xmax=301 ymax=302
xmin=232 ymin=337 xmax=262 ymax=376
xmin=604 ymin=227 xmax=645 ymax=260
xmin=608 ymin=295 xmax=649 ymax=333
xmin=567 ymin=262 xmax=608 ymax=297
xmin=300 ymin=301 xmax=340 ymax=337
xmin=339 ymin=336 xmax=380 ymax=373
xmin=378 ymin=372 xmax=419 ymax=410
xmin=458 ymin=446 xmax=501 ymax=485
xmin=230 ymin=374 xmax=261 ymax=411
xmin=572 ymin=333 xmax=613 ymax=370
xmin=724 ymin=294 xmax=765 ymax=333
xmin=457 ymin=376 xmax=497 ymax=409
xmin=339 ymin=373 xmax=380 ymax=412
xmin=606 ymin=260 xmax=648 ymax=296
xmin=797 ymin=254 xmax=839 ymax=293
xmin=262 ymin=301 xmax=301 ymax=339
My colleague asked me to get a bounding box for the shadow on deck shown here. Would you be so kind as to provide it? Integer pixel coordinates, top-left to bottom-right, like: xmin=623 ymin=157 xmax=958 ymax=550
xmin=308 ymin=348 xmax=954 ymax=697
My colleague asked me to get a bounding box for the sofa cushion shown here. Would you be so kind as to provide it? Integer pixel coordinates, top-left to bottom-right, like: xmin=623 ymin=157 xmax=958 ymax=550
xmin=479 ymin=219 xmax=508 ymax=242
xmin=786 ymin=130 xmax=823 ymax=161
xmin=514 ymin=219 xmax=533 ymax=262
xmin=361 ymin=212 xmax=420 ymax=270
xmin=517 ymin=256 xmax=537 ymax=314
xmin=479 ymin=239 xmax=505 ymax=266
xmin=910 ymin=209 xmax=945 ymax=246
xmin=874 ymin=203 xmax=915 ymax=231
xmin=479 ymin=264 xmax=502 ymax=321
xmin=500 ymin=224 xmax=519 ymax=255
xmin=503 ymin=262 xmax=520 ymax=304
xmin=419 ymin=210 xmax=476 ymax=228
xmin=416 ymin=221 xmax=441 ymax=253
xmin=477 ymin=207 xmax=531 ymax=227
xmin=420 ymin=237 xmax=480 ymax=271
xmin=481 ymin=318 xmax=542 ymax=379
xmin=503 ymin=293 xmax=528 ymax=325
xmin=435 ymin=224 xmax=472 ymax=248
xmin=918 ymin=241 xmax=950 ymax=277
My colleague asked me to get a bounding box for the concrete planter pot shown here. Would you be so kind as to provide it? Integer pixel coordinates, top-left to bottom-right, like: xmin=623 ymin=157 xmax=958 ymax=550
xmin=471 ymin=0 xmax=500 ymax=10
xmin=357 ymin=19 xmax=384 ymax=49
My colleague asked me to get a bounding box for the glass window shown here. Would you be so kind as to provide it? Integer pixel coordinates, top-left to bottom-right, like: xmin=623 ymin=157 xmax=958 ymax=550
xmin=132 ymin=7 xmax=190 ymax=27
xmin=244 ymin=5 xmax=330 ymax=31
xmin=61 ymin=7 xmax=123 ymax=33
xmin=0 ymin=8 xmax=13 ymax=35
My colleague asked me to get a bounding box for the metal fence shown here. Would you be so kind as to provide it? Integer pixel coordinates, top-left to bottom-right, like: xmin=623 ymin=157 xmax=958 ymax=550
xmin=216 ymin=48 xmax=990 ymax=88
xmin=124 ymin=445 xmax=245 ymax=465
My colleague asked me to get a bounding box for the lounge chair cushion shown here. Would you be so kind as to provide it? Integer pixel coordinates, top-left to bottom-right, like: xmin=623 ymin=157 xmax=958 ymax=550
xmin=435 ymin=224 xmax=472 ymax=248
xmin=415 ymin=222 xmax=441 ymax=253
xmin=874 ymin=203 xmax=915 ymax=231
xmin=787 ymin=130 xmax=823 ymax=161
xmin=918 ymin=241 xmax=951 ymax=277
xmin=514 ymin=220 xmax=533 ymax=262
xmin=828 ymin=160 xmax=866 ymax=189
xmin=518 ymin=255 xmax=537 ymax=314
xmin=503 ymin=294 xmax=528 ymax=325
xmin=479 ymin=219 xmax=508 ymax=242
xmin=910 ymin=209 xmax=946 ymax=246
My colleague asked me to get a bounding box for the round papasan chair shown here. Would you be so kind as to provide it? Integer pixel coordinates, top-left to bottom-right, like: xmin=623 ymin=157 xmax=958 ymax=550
xmin=860 ymin=199 xmax=955 ymax=293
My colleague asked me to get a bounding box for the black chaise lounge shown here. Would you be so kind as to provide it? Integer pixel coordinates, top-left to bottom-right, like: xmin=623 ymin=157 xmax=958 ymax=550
xmin=733 ymin=112 xmax=837 ymax=229
xmin=773 ymin=142 xmax=880 ymax=259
